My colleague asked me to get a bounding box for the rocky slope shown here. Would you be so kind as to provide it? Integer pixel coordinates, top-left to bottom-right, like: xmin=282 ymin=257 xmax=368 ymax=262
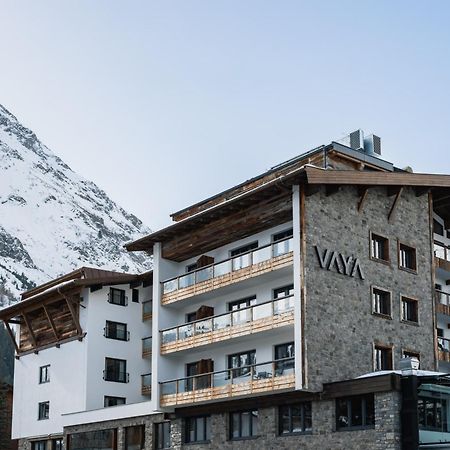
xmin=0 ymin=103 xmax=151 ymax=305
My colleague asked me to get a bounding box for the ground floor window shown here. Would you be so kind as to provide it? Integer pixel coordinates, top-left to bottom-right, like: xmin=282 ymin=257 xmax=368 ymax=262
xmin=52 ymin=439 xmax=63 ymax=450
xmin=104 ymin=396 xmax=126 ymax=407
xmin=336 ymin=394 xmax=375 ymax=430
xmin=154 ymin=422 xmax=171 ymax=449
xmin=230 ymin=410 xmax=259 ymax=439
xmin=279 ymin=402 xmax=312 ymax=435
xmin=31 ymin=442 xmax=47 ymax=450
xmin=125 ymin=425 xmax=145 ymax=450
xmin=68 ymin=429 xmax=116 ymax=450
xmin=185 ymin=415 xmax=211 ymax=443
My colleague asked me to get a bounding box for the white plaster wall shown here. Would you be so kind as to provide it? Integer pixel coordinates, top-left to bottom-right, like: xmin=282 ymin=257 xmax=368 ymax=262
xmin=84 ymin=284 xmax=152 ymax=410
xmin=11 ymin=294 xmax=89 ymax=439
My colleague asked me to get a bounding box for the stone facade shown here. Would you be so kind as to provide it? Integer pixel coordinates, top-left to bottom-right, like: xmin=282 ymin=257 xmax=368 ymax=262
xmin=23 ymin=391 xmax=399 ymax=449
xmin=304 ymin=186 xmax=435 ymax=390
xmin=0 ymin=383 xmax=17 ymax=450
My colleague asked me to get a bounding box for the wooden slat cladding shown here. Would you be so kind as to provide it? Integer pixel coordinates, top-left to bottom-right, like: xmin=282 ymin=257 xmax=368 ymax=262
xmin=18 ymin=298 xmax=81 ymax=353
xmin=162 ymin=194 xmax=293 ymax=261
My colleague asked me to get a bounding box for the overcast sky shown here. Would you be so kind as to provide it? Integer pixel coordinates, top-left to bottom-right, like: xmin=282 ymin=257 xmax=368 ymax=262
xmin=1 ymin=1 xmax=450 ymax=230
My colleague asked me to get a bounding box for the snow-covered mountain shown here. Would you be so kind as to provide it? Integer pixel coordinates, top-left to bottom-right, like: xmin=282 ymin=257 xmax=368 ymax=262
xmin=0 ymin=104 xmax=151 ymax=304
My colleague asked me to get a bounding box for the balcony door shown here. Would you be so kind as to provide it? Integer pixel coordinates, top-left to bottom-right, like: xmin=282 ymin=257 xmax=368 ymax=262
xmin=185 ymin=359 xmax=213 ymax=392
xmin=228 ymin=296 xmax=256 ymax=325
xmin=275 ymin=342 xmax=295 ymax=375
xmin=228 ymin=350 xmax=256 ymax=379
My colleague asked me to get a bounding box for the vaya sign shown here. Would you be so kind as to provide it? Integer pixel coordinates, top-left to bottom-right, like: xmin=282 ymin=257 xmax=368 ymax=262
xmin=315 ymin=246 xmax=365 ymax=280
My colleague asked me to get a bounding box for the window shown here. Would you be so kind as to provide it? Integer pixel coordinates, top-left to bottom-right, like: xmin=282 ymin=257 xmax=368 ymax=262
xmin=132 ymin=289 xmax=139 ymax=303
xmin=279 ymin=402 xmax=312 ymax=435
xmin=374 ymin=344 xmax=393 ymax=371
xmin=272 ymin=229 xmax=293 ymax=256
xmin=32 ymin=442 xmax=47 ymax=450
xmin=104 ymin=358 xmax=128 ymax=383
xmin=274 ymin=284 xmax=294 ymax=298
xmin=125 ymin=425 xmax=145 ymax=450
xmin=274 ymin=342 xmax=295 ymax=374
xmin=184 ymin=416 xmax=211 ymax=443
xmin=401 ymin=296 xmax=419 ymax=323
xmin=230 ymin=242 xmax=258 ymax=270
xmin=154 ymin=422 xmax=171 ymax=449
xmin=336 ymin=395 xmax=375 ymax=430
xmin=228 ymin=350 xmax=256 ymax=378
xmin=402 ymin=350 xmax=420 ymax=363
xmin=399 ymin=243 xmax=417 ymax=271
xmin=418 ymin=397 xmax=448 ymax=432
xmin=370 ymin=233 xmax=389 ymax=262
xmin=186 ymin=262 xmax=198 ymax=272
xmin=186 ymin=312 xmax=197 ymax=323
xmin=230 ymin=410 xmax=259 ymax=439
xmin=69 ymin=429 xmax=116 ymax=450
xmin=372 ymin=287 xmax=391 ymax=317
xmin=104 ymin=396 xmax=126 ymax=407
xmin=108 ymin=287 xmax=127 ymax=306
xmin=52 ymin=439 xmax=63 ymax=450
xmin=228 ymin=296 xmax=256 ymax=324
xmin=434 ymin=219 xmax=445 ymax=236
xmin=104 ymin=321 xmax=129 ymax=341
xmin=38 ymin=401 xmax=49 ymax=420
xmin=39 ymin=365 xmax=50 ymax=384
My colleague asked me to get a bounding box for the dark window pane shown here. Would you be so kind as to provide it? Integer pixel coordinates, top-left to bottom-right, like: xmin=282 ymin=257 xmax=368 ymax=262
xmin=69 ymin=430 xmax=115 ymax=450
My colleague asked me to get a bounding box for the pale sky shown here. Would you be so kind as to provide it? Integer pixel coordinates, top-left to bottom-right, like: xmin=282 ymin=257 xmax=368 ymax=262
xmin=1 ymin=1 xmax=450 ymax=230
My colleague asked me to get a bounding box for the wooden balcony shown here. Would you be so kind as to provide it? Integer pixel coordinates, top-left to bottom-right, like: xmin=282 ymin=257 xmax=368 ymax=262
xmin=161 ymin=238 xmax=294 ymax=305
xmin=142 ymin=300 xmax=152 ymax=321
xmin=142 ymin=337 xmax=152 ymax=358
xmin=436 ymin=290 xmax=450 ymax=315
xmin=160 ymin=358 xmax=295 ymax=407
xmin=160 ymin=296 xmax=294 ymax=354
xmin=435 ymin=242 xmax=450 ymax=273
xmin=141 ymin=373 xmax=152 ymax=396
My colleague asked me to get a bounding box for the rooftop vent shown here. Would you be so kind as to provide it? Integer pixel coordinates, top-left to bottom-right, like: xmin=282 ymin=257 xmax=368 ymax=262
xmin=337 ymin=129 xmax=382 ymax=157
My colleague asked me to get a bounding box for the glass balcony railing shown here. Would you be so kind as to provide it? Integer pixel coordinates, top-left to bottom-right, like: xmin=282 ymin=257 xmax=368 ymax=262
xmin=160 ymin=357 xmax=295 ymax=396
xmin=435 ymin=242 xmax=450 ymax=261
xmin=142 ymin=300 xmax=152 ymax=320
xmin=161 ymin=295 xmax=294 ymax=345
xmin=436 ymin=290 xmax=450 ymax=307
xmin=142 ymin=336 xmax=152 ymax=357
xmin=438 ymin=337 xmax=450 ymax=353
xmin=141 ymin=373 xmax=152 ymax=395
xmin=162 ymin=237 xmax=293 ymax=294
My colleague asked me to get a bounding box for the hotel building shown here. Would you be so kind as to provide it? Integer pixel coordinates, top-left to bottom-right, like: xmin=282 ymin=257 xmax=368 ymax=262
xmin=3 ymin=130 xmax=450 ymax=449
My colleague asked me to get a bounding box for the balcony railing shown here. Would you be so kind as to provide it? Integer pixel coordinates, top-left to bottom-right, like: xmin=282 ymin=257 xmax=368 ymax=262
xmin=142 ymin=336 xmax=152 ymax=358
xmin=103 ymin=370 xmax=129 ymax=383
xmin=141 ymin=373 xmax=152 ymax=396
xmin=103 ymin=327 xmax=130 ymax=341
xmin=160 ymin=295 xmax=294 ymax=347
xmin=160 ymin=357 xmax=295 ymax=401
xmin=162 ymin=237 xmax=293 ymax=295
xmin=434 ymin=242 xmax=450 ymax=261
xmin=142 ymin=300 xmax=152 ymax=321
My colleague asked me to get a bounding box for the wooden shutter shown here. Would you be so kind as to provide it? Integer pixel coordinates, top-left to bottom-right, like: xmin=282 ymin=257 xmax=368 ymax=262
xmin=196 ymin=255 xmax=214 ymax=268
xmin=196 ymin=305 xmax=214 ymax=320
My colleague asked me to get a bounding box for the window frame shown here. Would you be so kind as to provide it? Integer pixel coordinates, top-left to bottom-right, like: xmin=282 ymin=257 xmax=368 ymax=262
xmin=227 ymin=350 xmax=256 ymax=378
xmin=125 ymin=425 xmax=145 ymax=450
xmin=31 ymin=441 xmax=47 ymax=450
xmin=38 ymin=401 xmax=50 ymax=421
xmin=335 ymin=394 xmax=375 ymax=431
xmin=39 ymin=364 xmax=50 ymax=384
xmin=373 ymin=343 xmax=394 ymax=371
xmin=397 ymin=241 xmax=418 ymax=273
xmin=104 ymin=395 xmax=126 ymax=407
xmin=104 ymin=320 xmax=129 ymax=341
xmin=273 ymin=284 xmax=294 ymax=299
xmin=371 ymin=286 xmax=392 ymax=319
xmin=278 ymin=402 xmax=312 ymax=436
xmin=369 ymin=231 xmax=390 ymax=264
xmin=402 ymin=348 xmax=420 ymax=363
xmin=52 ymin=439 xmax=63 ymax=450
xmin=154 ymin=421 xmax=171 ymax=450
xmin=104 ymin=357 xmax=128 ymax=383
xmin=132 ymin=289 xmax=139 ymax=303
xmin=108 ymin=287 xmax=128 ymax=306
xmin=400 ymin=295 xmax=419 ymax=324
xmin=229 ymin=410 xmax=259 ymax=440
xmin=184 ymin=415 xmax=211 ymax=444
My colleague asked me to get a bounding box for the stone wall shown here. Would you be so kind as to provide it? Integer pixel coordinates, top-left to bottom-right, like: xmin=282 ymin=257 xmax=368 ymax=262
xmin=304 ymin=186 xmax=435 ymax=390
xmin=0 ymin=383 xmax=17 ymax=450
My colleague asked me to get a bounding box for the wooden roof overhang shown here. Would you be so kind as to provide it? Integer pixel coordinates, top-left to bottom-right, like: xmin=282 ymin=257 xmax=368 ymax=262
xmin=126 ymin=166 xmax=450 ymax=262
xmin=0 ymin=269 xmax=153 ymax=356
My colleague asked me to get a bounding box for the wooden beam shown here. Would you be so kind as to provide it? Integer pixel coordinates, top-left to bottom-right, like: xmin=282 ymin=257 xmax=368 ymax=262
xmin=388 ymin=187 xmax=403 ymax=222
xmin=64 ymin=296 xmax=83 ymax=336
xmin=4 ymin=322 xmax=20 ymax=354
xmin=357 ymin=187 xmax=369 ymax=213
xmin=22 ymin=313 xmax=38 ymax=350
xmin=42 ymin=304 xmax=59 ymax=341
